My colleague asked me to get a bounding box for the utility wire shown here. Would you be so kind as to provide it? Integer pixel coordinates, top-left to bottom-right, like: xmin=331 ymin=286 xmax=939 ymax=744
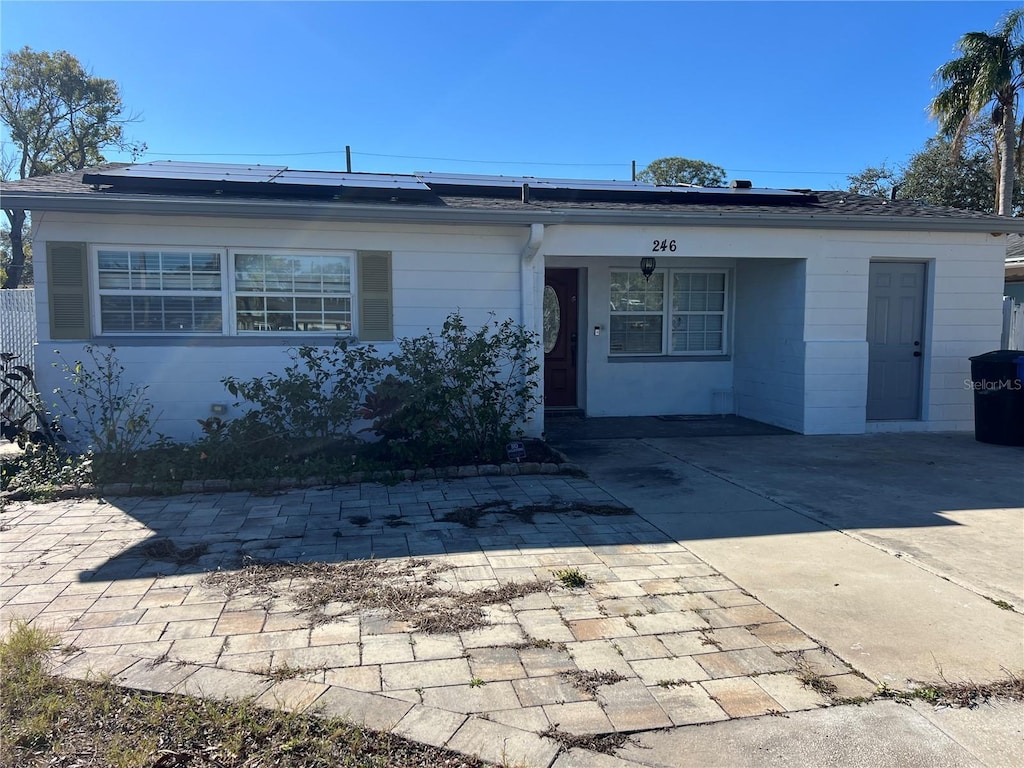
xmin=137 ymin=148 xmax=858 ymax=175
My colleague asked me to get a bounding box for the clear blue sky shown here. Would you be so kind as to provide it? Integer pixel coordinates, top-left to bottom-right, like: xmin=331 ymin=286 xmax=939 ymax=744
xmin=1 ymin=1 xmax=1020 ymax=190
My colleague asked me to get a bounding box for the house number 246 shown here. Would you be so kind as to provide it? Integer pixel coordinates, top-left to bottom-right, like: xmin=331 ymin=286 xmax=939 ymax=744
xmin=652 ymin=239 xmax=677 ymax=252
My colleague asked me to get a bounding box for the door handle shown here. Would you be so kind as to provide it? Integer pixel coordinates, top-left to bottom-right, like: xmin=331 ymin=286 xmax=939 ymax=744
xmin=913 ymin=351 xmax=921 ymax=357
xmin=570 ymin=332 xmax=578 ymax=367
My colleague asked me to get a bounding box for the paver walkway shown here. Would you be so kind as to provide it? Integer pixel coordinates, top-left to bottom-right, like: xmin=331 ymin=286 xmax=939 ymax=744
xmin=1 ymin=475 xmax=875 ymax=767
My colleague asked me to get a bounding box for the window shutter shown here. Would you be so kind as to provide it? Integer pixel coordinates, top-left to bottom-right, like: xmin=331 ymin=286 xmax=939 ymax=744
xmin=357 ymin=250 xmax=393 ymax=341
xmin=46 ymin=241 xmax=90 ymax=340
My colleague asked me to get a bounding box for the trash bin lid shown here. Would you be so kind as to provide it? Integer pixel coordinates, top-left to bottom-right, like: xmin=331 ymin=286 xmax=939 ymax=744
xmin=969 ymin=349 xmax=1024 ymax=362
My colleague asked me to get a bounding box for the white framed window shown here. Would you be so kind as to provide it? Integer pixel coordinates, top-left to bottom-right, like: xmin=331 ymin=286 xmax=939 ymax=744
xmin=610 ymin=269 xmax=728 ymax=355
xmin=95 ymin=248 xmax=224 ymax=333
xmin=91 ymin=246 xmax=356 ymax=336
xmin=231 ymin=250 xmax=353 ymax=334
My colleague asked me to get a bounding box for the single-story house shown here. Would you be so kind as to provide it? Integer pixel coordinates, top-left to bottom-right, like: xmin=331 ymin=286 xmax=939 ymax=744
xmin=2 ymin=160 xmax=1020 ymax=441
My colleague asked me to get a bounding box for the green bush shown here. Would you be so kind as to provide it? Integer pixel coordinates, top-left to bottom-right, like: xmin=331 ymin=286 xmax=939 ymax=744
xmin=223 ymin=339 xmax=385 ymax=447
xmin=53 ymin=345 xmax=156 ymax=462
xmin=362 ymin=312 xmax=540 ymax=464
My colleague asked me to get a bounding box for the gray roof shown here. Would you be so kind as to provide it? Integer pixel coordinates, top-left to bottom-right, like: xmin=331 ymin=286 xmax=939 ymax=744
xmin=4 ymin=164 xmax=1024 ymax=234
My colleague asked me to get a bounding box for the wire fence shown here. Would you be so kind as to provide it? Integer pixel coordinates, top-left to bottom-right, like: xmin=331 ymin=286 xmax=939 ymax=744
xmin=0 ymin=288 xmax=37 ymax=366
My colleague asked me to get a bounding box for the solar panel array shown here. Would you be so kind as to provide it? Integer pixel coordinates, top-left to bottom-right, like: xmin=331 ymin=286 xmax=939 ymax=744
xmin=83 ymin=161 xmax=812 ymax=202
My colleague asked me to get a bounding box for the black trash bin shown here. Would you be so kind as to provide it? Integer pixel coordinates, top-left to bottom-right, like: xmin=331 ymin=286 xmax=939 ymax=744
xmin=968 ymin=350 xmax=1024 ymax=446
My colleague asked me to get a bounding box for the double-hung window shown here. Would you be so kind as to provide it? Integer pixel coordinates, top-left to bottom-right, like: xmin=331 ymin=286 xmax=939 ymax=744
xmin=96 ymin=249 xmax=223 ymax=333
xmin=92 ymin=247 xmax=355 ymax=336
xmin=610 ymin=269 xmax=728 ymax=355
xmin=233 ymin=251 xmax=353 ymax=333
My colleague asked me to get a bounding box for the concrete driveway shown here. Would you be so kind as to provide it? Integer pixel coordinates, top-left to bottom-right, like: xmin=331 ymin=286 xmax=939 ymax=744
xmin=549 ymin=429 xmax=1024 ymax=687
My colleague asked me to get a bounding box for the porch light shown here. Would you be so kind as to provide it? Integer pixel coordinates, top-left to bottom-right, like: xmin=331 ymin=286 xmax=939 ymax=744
xmin=640 ymin=256 xmax=656 ymax=281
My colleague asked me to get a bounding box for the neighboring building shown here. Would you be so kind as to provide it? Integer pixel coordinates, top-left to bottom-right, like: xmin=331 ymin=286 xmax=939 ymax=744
xmin=1006 ymin=233 xmax=1024 ymax=303
xmin=2 ymin=161 xmax=1019 ymax=441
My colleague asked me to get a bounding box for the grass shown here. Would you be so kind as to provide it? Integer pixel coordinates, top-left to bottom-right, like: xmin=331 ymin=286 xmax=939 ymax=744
xmin=203 ymin=556 xmax=551 ymax=634
xmin=1 ymin=621 xmax=489 ymax=768
xmin=551 ymin=567 xmax=588 ymax=589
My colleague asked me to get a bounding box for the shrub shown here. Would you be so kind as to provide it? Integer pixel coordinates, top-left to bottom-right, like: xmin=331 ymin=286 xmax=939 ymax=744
xmin=363 ymin=312 xmax=540 ymax=464
xmin=223 ymin=339 xmax=385 ymax=447
xmin=53 ymin=345 xmax=156 ymax=462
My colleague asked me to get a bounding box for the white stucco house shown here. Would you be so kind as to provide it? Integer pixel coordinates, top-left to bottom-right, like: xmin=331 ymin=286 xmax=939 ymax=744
xmin=2 ymin=161 xmax=1019 ymax=441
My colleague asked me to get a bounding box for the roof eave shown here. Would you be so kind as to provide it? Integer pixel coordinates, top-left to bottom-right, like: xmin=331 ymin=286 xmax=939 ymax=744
xmin=4 ymin=191 xmax=1023 ymax=234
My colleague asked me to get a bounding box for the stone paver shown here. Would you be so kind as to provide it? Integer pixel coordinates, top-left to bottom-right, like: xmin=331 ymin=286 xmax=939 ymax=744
xmin=1 ymin=475 xmax=877 ymax=766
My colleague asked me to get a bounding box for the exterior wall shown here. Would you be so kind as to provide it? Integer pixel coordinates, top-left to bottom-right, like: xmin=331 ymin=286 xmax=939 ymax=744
xmin=32 ymin=211 xmax=527 ymax=442
xmin=733 ymin=259 xmax=806 ymax=433
xmin=542 ymin=225 xmax=1007 ymax=435
xmin=31 ymin=212 xmax=1009 ymax=442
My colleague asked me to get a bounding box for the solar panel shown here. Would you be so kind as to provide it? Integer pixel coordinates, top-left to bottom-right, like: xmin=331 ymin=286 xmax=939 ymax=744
xmin=270 ymin=170 xmax=429 ymax=191
xmin=414 ymin=171 xmax=805 ymax=196
xmin=89 ymin=161 xmax=287 ymax=184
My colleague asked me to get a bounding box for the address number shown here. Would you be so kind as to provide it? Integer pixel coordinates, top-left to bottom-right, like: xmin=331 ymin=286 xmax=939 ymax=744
xmin=652 ymin=239 xmax=677 ymax=252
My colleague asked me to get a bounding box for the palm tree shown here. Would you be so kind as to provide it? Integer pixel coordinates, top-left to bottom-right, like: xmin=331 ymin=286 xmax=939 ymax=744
xmin=931 ymin=9 xmax=1024 ymax=216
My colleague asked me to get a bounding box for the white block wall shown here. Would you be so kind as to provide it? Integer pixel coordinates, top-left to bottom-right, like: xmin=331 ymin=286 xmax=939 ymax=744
xmin=32 ymin=212 xmax=526 ymax=442
xmin=733 ymin=259 xmax=807 ymax=433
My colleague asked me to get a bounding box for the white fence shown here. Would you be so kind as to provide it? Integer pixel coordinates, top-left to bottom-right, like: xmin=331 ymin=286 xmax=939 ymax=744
xmin=0 ymin=288 xmax=36 ymax=366
xmin=1003 ymin=296 xmax=1024 ymax=350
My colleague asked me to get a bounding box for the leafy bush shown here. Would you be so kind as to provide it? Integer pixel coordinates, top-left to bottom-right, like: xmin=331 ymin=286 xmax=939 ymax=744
xmin=362 ymin=313 xmax=540 ymax=464
xmin=223 ymin=339 xmax=385 ymax=447
xmin=53 ymin=345 xmax=156 ymax=462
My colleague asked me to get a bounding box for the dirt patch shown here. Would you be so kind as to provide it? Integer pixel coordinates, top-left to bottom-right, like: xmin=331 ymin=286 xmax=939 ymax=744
xmin=142 ymin=538 xmax=209 ymax=565
xmin=203 ymin=557 xmax=550 ymax=633
xmin=439 ymin=499 xmax=633 ymax=528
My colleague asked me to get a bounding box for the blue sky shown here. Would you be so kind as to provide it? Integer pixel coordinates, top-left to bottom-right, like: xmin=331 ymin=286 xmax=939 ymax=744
xmin=1 ymin=1 xmax=1020 ymax=190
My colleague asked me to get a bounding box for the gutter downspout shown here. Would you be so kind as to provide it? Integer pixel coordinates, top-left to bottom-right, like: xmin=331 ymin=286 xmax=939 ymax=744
xmin=521 ymin=223 xmax=545 ymax=438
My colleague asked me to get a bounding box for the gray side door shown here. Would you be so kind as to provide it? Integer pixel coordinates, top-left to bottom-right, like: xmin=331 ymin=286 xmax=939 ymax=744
xmin=867 ymin=262 xmax=926 ymax=420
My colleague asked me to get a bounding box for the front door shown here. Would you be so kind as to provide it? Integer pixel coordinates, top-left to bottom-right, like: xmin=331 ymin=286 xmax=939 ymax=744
xmin=867 ymin=262 xmax=926 ymax=420
xmin=543 ymin=268 xmax=578 ymax=407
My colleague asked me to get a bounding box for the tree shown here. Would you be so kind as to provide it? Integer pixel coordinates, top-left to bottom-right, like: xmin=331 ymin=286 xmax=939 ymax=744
xmin=930 ymin=8 xmax=1024 ymax=216
xmin=636 ymin=156 xmax=727 ymax=187
xmin=0 ymin=47 xmax=144 ymax=288
xmin=847 ymin=163 xmax=901 ymax=199
xmin=847 ymin=121 xmax=1022 ymax=215
xmin=899 ymin=137 xmax=1002 ymax=212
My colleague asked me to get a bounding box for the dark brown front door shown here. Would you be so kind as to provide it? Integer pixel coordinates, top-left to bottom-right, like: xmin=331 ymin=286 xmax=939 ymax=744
xmin=543 ymin=268 xmax=578 ymax=407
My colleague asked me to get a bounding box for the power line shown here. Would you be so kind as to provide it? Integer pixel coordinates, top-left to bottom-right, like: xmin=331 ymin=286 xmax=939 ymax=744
xmin=136 ymin=148 xmax=859 ymax=176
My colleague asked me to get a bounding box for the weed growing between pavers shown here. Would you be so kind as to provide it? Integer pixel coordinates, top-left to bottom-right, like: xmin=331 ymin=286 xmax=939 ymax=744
xmin=560 ymin=669 xmax=627 ymax=696
xmin=203 ymin=556 xmax=550 ymax=633
xmin=0 ymin=621 xmax=486 ymax=768
xmin=552 ymin=567 xmax=588 ymax=589
xmin=540 ymin=726 xmax=632 ymax=754
xmin=876 ymin=673 xmax=1024 ymax=708
xmin=439 ymin=499 xmax=633 ymax=528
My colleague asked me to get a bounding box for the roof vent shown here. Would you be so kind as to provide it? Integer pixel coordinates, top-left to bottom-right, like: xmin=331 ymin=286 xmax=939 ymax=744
xmin=521 ymin=183 xmax=530 ymax=203
xmin=730 ymin=180 xmax=753 ymax=189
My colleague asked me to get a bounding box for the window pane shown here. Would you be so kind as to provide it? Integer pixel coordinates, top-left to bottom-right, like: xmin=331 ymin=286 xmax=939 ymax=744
xmin=708 ymin=273 xmax=725 ymax=291
xmin=235 ymin=253 xmax=265 ymax=291
xmin=691 ymin=273 xmax=708 ymax=291
xmin=708 ymin=293 xmax=725 ymax=311
xmin=99 ymin=271 xmax=130 ymax=289
xmin=610 ymin=315 xmax=662 ymax=354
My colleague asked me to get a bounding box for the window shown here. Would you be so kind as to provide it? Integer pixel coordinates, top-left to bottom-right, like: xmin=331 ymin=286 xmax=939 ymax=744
xmin=92 ymin=247 xmax=355 ymax=336
xmin=96 ymin=249 xmax=223 ymax=333
xmin=233 ymin=252 xmax=352 ymax=333
xmin=610 ymin=269 xmax=728 ymax=355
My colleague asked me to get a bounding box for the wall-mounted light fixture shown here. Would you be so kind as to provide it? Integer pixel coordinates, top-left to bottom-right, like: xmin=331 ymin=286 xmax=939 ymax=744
xmin=640 ymin=256 xmax=656 ymax=282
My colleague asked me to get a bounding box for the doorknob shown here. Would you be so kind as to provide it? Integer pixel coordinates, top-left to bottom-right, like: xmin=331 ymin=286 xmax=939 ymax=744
xmin=913 ymin=351 xmax=921 ymax=357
